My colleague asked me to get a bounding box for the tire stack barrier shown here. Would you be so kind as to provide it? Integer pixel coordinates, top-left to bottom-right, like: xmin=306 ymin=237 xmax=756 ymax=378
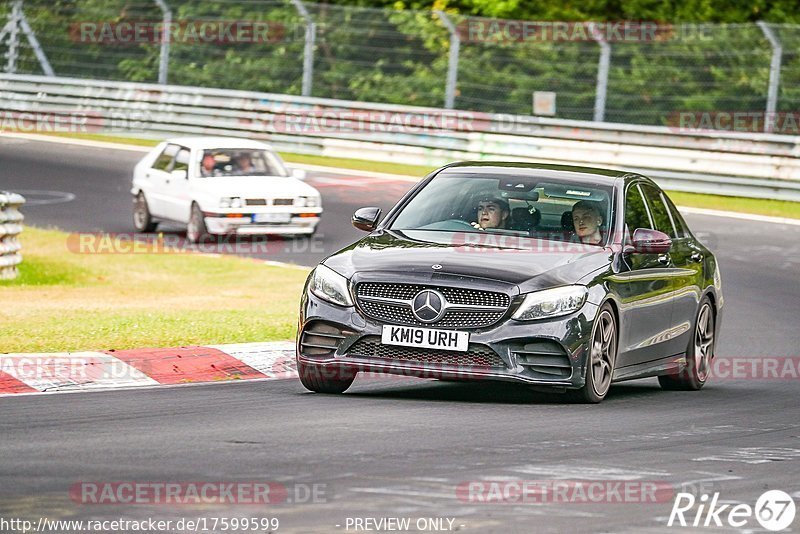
xmin=0 ymin=192 xmax=25 ymax=280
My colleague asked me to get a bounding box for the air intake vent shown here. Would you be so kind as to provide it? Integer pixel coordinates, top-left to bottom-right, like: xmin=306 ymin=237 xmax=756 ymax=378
xmin=512 ymin=340 xmax=572 ymax=379
xmin=299 ymin=321 xmax=352 ymax=358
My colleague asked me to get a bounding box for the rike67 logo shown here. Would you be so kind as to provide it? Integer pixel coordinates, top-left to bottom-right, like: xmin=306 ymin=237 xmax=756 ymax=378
xmin=668 ymin=490 xmax=796 ymax=531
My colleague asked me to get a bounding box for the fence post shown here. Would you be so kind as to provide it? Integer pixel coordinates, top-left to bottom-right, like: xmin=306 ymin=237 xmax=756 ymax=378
xmin=289 ymin=0 xmax=315 ymax=97
xmin=757 ymin=21 xmax=782 ymax=133
xmin=0 ymin=191 xmax=25 ymax=280
xmin=154 ymin=0 xmax=171 ymax=84
xmin=3 ymin=0 xmax=22 ymax=74
xmin=588 ymin=22 xmax=610 ymax=122
xmin=434 ymin=10 xmax=460 ymax=110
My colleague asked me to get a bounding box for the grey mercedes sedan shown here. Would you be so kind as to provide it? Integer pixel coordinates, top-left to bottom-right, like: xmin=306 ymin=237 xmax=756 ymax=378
xmin=296 ymin=162 xmax=723 ymax=403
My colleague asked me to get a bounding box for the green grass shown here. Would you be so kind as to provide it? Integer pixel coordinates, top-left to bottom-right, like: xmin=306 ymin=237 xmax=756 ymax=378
xmin=27 ymin=132 xmax=800 ymax=220
xmin=665 ymin=191 xmax=800 ymax=219
xmin=0 ymin=227 xmax=310 ymax=353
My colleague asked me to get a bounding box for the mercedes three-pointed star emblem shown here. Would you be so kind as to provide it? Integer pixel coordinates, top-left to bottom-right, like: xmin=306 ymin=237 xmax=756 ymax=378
xmin=411 ymin=289 xmax=446 ymax=322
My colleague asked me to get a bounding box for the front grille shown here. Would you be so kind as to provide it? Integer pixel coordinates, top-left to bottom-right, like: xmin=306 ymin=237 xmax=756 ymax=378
xmin=245 ymin=199 xmax=267 ymax=206
xmin=273 ymin=198 xmax=294 ymax=206
xmin=347 ymin=337 xmax=505 ymax=368
xmin=355 ymin=283 xmax=510 ymax=329
xmin=358 ymin=283 xmax=508 ymax=307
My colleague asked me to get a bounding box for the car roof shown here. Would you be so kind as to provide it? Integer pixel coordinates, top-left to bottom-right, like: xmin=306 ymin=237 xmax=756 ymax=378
xmin=163 ymin=136 xmax=275 ymax=151
xmin=438 ymin=161 xmax=632 ymax=186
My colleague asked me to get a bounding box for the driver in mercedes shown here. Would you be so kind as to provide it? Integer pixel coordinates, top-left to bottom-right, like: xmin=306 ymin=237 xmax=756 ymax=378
xmin=471 ymin=197 xmax=510 ymax=230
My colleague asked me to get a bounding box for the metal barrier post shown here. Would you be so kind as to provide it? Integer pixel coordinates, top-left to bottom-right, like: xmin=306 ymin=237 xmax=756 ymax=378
xmin=0 ymin=191 xmax=25 ymax=280
xmin=154 ymin=0 xmax=171 ymax=84
xmin=757 ymin=21 xmax=782 ymax=133
xmin=435 ymin=10 xmax=460 ymax=110
xmin=588 ymin=22 xmax=610 ymax=123
xmin=290 ymin=0 xmax=315 ymax=97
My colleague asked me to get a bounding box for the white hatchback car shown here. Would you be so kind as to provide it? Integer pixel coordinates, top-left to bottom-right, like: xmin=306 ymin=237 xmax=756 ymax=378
xmin=132 ymin=137 xmax=322 ymax=242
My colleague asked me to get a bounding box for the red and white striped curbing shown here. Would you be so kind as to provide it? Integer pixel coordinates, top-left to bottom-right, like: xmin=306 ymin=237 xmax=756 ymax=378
xmin=0 ymin=342 xmax=298 ymax=396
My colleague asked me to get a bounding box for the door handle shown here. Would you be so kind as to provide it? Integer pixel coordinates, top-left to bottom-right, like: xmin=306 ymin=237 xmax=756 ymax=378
xmin=657 ymin=254 xmax=670 ymax=265
xmin=690 ymin=252 xmax=703 ymax=262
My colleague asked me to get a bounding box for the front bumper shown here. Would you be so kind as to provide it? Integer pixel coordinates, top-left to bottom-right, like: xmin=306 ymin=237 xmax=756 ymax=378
xmin=297 ymin=290 xmax=601 ymax=389
xmin=204 ymin=214 xmax=320 ymax=235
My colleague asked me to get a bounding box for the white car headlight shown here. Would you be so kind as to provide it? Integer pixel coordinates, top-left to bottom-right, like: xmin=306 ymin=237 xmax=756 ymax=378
xmin=297 ymin=196 xmax=319 ymax=208
xmin=220 ymin=197 xmax=243 ymax=209
xmin=512 ymin=285 xmax=588 ymax=321
xmin=309 ymin=265 xmax=353 ymax=307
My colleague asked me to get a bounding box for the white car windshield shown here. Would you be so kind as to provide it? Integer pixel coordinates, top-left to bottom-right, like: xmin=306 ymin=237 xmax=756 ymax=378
xmin=198 ymin=149 xmax=288 ymax=177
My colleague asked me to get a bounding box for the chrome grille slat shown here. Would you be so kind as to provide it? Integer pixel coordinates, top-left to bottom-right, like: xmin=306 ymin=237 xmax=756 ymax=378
xmin=356 ymin=282 xmax=510 ymax=329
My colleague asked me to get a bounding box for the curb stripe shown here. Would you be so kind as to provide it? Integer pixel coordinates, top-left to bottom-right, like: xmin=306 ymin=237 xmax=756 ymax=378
xmin=207 ymin=342 xmax=298 ymax=379
xmin=0 ymin=352 xmax=159 ymax=392
xmin=0 ymin=370 xmax=38 ymax=394
xmin=106 ymin=346 xmax=267 ymax=384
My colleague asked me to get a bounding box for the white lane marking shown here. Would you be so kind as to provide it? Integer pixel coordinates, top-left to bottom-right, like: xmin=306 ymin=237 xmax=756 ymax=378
xmin=207 ymin=342 xmax=297 ymax=379
xmin=511 ymin=465 xmax=671 ymax=480
xmin=0 ymin=352 xmax=158 ymax=392
xmin=679 ymin=206 xmax=800 ymax=226
xmin=290 ymin=162 xmax=420 ymax=182
xmin=1 ymin=132 xmax=151 ymax=152
xmin=693 ymin=447 xmax=800 ymax=464
xmin=9 ymin=189 xmax=75 ymax=206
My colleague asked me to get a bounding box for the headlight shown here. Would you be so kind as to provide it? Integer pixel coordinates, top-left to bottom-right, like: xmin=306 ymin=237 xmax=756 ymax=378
xmin=309 ymin=264 xmax=353 ymax=307
xmin=220 ymin=197 xmax=243 ymax=209
xmin=512 ymin=285 xmax=588 ymax=321
xmin=298 ymin=196 xmax=319 ymax=208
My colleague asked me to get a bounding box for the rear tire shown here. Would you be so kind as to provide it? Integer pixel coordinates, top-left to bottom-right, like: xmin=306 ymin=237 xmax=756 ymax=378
xmin=659 ymin=297 xmax=715 ymax=391
xmin=567 ymin=303 xmax=617 ymax=404
xmin=297 ymin=359 xmax=356 ymax=394
xmin=133 ymin=193 xmax=157 ymax=232
xmin=186 ymin=203 xmax=208 ymax=244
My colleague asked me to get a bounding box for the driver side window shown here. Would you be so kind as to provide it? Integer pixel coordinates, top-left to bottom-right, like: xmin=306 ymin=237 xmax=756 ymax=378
xmin=625 ymin=184 xmax=652 ymax=243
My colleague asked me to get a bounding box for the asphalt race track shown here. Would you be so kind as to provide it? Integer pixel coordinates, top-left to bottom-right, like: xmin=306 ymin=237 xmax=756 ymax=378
xmin=1 ymin=136 xmax=800 ymax=532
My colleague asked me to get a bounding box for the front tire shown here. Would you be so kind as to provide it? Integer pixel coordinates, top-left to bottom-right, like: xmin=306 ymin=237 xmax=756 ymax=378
xmin=659 ymin=297 xmax=715 ymax=391
xmin=297 ymin=359 xmax=356 ymax=394
xmin=568 ymin=304 xmax=617 ymax=403
xmin=186 ymin=203 xmax=208 ymax=244
xmin=133 ymin=193 xmax=157 ymax=232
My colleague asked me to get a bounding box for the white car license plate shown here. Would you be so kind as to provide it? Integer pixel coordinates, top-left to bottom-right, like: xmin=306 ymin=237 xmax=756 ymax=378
xmin=381 ymin=325 xmax=469 ymax=352
xmin=252 ymin=213 xmax=291 ymax=224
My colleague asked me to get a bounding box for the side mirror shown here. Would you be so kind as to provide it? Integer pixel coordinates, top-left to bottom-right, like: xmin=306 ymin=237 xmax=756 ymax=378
xmin=352 ymin=207 xmax=382 ymax=232
xmin=291 ymin=168 xmax=307 ymax=180
xmin=171 ymin=169 xmax=187 ymax=180
xmin=630 ymin=228 xmax=672 ymax=254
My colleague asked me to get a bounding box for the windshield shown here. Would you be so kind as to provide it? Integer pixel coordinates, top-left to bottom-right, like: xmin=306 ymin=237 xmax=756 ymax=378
xmin=390 ymin=172 xmax=615 ymax=246
xmin=198 ymin=148 xmax=288 ymax=177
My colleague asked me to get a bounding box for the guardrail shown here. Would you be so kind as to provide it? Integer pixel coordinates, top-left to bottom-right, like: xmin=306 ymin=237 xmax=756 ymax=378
xmin=0 ymin=191 xmax=25 ymax=280
xmin=2 ymin=73 xmax=800 ymax=201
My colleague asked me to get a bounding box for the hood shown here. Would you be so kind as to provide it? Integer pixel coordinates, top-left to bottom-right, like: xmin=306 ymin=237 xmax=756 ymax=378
xmin=323 ymin=230 xmax=613 ymax=293
xmin=193 ymin=176 xmax=319 ymax=198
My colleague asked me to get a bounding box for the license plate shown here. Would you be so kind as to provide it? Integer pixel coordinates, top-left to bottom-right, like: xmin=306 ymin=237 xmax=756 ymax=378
xmin=381 ymin=325 xmax=469 ymax=352
xmin=252 ymin=213 xmax=291 ymax=224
